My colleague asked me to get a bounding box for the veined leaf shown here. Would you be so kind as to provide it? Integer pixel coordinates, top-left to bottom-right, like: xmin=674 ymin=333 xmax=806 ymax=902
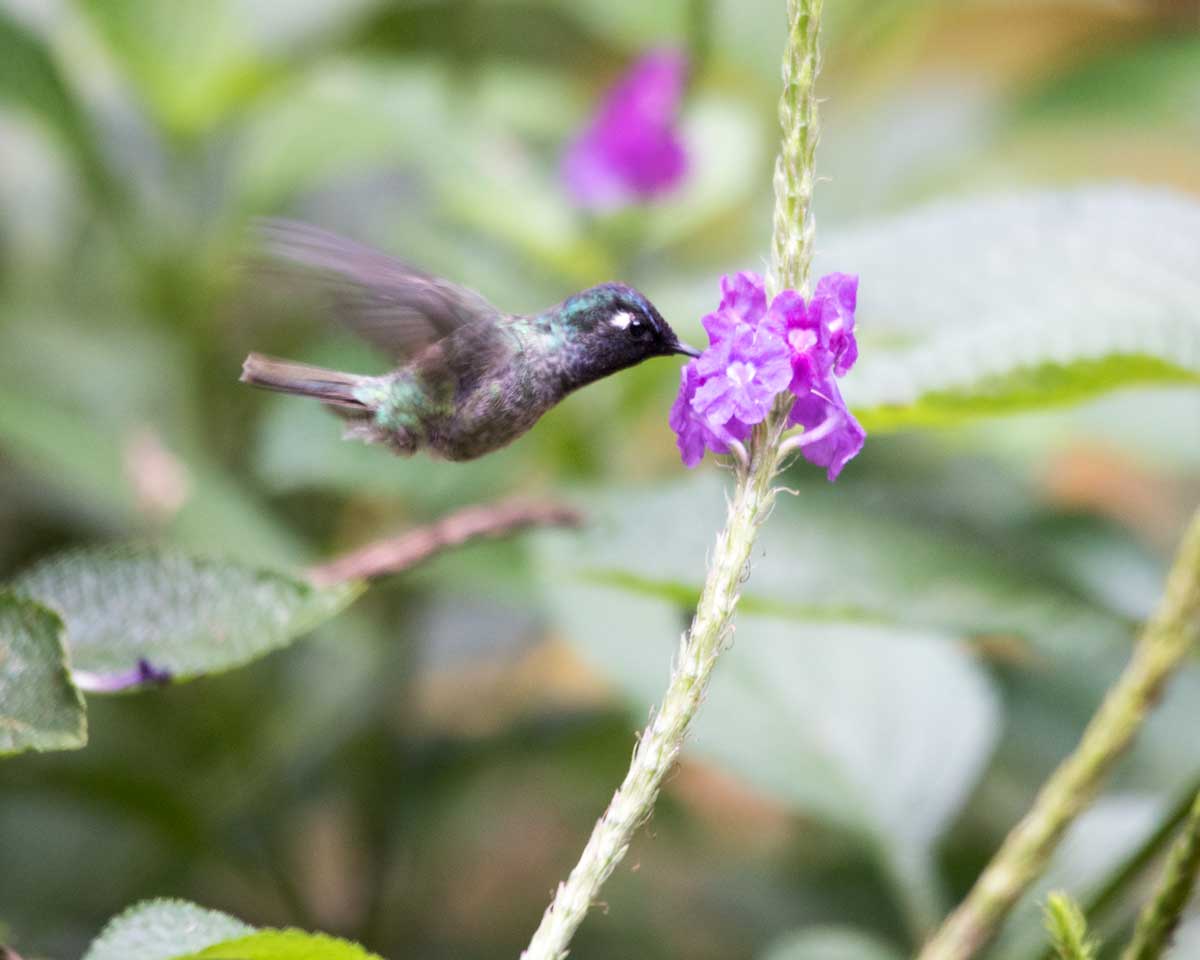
xmin=10 ymin=546 xmax=361 ymax=687
xmin=547 ymin=475 xmax=1132 ymax=657
xmin=83 ymin=899 xmax=253 ymax=960
xmin=820 ymin=186 xmax=1200 ymax=429
xmin=0 ymin=592 xmax=86 ymax=755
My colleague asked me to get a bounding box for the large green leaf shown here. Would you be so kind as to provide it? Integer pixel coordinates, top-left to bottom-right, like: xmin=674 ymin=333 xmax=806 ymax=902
xmin=182 ymin=930 xmax=384 ymax=960
xmin=83 ymin=899 xmax=252 ymax=960
xmin=10 ymin=546 xmax=361 ymax=686
xmin=0 ymin=592 xmax=86 ymax=755
xmin=820 ymin=186 xmax=1200 ymax=429
xmin=544 ymin=475 xmax=1132 ymax=657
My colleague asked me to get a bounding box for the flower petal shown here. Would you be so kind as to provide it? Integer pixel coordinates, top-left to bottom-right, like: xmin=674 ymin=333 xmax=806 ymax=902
xmin=563 ymin=50 xmax=689 ymax=210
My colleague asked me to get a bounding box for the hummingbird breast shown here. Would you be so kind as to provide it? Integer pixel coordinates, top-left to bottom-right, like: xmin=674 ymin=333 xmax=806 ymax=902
xmin=374 ymin=322 xmax=568 ymax=461
xmin=428 ymin=367 xmax=563 ymax=461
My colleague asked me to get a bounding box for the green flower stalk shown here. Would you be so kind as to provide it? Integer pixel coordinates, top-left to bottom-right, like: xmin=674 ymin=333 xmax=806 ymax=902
xmin=1121 ymin=789 xmax=1200 ymax=960
xmin=771 ymin=0 xmax=822 ymax=297
xmin=519 ymin=3 xmax=825 ymax=958
xmin=917 ymin=507 xmax=1200 ymax=960
xmin=1044 ymin=892 xmax=1100 ymax=960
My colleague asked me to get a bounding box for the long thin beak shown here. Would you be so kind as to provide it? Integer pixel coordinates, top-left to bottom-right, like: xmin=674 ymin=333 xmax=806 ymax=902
xmin=673 ymin=341 xmax=702 ymax=358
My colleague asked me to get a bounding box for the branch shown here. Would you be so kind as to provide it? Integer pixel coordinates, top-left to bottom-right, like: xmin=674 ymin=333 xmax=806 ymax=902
xmin=307 ymin=499 xmax=582 ymax=586
xmin=917 ymin=507 xmax=1200 ymax=960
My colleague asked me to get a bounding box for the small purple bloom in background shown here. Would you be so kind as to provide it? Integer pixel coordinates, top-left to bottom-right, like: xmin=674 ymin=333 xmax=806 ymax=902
xmin=563 ymin=50 xmax=688 ymax=211
xmin=671 ymin=271 xmax=866 ymax=480
xmin=73 ymin=658 xmax=173 ymax=694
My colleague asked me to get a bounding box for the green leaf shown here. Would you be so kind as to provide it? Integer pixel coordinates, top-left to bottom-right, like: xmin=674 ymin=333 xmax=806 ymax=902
xmin=0 ymin=592 xmax=86 ymax=755
xmin=10 ymin=546 xmax=362 ymax=685
xmin=545 ymin=474 xmax=1132 ymax=657
xmin=83 ymin=900 xmax=384 ymax=960
xmin=761 ymin=926 xmax=904 ymax=960
xmin=181 ymin=929 xmax=385 ymax=960
xmin=83 ymin=899 xmax=253 ymax=960
xmin=821 ymin=186 xmax=1200 ymax=429
xmin=0 ymin=8 xmax=115 ymax=203
xmin=1017 ymin=35 xmax=1200 ymax=130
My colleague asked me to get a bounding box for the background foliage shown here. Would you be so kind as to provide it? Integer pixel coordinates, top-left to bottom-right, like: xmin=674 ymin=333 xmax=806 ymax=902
xmin=1 ymin=1 xmax=1198 ymax=958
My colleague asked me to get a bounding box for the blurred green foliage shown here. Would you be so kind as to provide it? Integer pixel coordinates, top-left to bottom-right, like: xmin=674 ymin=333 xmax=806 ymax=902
xmin=1 ymin=1 xmax=1199 ymax=958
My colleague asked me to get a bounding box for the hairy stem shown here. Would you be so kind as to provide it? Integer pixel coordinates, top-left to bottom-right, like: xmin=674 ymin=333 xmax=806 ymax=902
xmin=518 ymin=4 xmax=824 ymax=958
xmin=1044 ymin=891 xmax=1099 ymax=960
xmin=1121 ymin=789 xmax=1200 ymax=960
xmin=771 ymin=0 xmax=823 ymax=297
xmin=917 ymin=508 xmax=1200 ymax=960
xmin=520 ymin=427 xmax=785 ymax=960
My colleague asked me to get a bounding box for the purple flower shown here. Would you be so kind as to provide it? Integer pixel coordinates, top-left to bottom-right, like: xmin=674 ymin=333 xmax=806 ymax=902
xmin=670 ymin=363 xmax=750 ymax=468
xmin=787 ymin=377 xmax=866 ymax=482
xmin=670 ymin=270 xmax=866 ymax=479
xmin=814 ymin=272 xmax=859 ymax=376
xmin=73 ymin=658 xmax=173 ymax=694
xmin=693 ymin=324 xmax=792 ymax=426
xmin=564 ymin=50 xmax=688 ymax=211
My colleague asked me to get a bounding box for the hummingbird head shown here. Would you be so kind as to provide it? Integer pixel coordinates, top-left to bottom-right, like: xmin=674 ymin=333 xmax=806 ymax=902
xmin=555 ymin=283 xmax=700 ymax=385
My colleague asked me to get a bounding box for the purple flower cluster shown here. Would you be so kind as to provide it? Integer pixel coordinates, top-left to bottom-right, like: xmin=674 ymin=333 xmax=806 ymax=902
xmin=563 ymin=50 xmax=688 ymax=211
xmin=670 ymin=272 xmax=866 ymax=480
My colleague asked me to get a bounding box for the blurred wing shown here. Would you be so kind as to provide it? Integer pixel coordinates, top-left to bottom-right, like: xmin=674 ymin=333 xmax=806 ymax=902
xmin=256 ymin=219 xmax=506 ymax=361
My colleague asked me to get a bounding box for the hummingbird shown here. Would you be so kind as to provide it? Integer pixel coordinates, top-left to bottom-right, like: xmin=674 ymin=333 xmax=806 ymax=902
xmin=240 ymin=221 xmax=700 ymax=461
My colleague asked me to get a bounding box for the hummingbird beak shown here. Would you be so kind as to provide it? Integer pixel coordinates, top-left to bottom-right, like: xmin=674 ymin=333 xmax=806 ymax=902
xmin=672 ymin=340 xmax=703 ymax=358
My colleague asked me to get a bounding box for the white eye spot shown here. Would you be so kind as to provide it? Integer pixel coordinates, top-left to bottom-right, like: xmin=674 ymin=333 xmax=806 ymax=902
xmin=609 ymin=311 xmax=634 ymax=330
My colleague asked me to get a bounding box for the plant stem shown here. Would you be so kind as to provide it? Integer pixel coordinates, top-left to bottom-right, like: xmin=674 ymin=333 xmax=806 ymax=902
xmin=307 ymin=499 xmax=581 ymax=585
xmin=771 ymin=0 xmax=823 ymax=297
xmin=916 ymin=508 xmax=1200 ymax=960
xmin=1044 ymin=891 xmax=1099 ymax=960
xmin=1121 ymin=789 xmax=1200 ymax=960
xmin=518 ymin=4 xmax=824 ymax=958
xmin=519 ymin=426 xmax=785 ymax=960
xmin=1035 ymin=772 xmax=1200 ymax=960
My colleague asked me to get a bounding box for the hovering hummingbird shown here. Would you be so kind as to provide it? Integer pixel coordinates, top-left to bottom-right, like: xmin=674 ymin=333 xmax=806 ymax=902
xmin=241 ymin=221 xmax=700 ymax=461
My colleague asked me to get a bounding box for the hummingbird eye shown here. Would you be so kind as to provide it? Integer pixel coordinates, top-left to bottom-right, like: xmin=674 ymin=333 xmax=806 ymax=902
xmin=609 ymin=309 xmax=652 ymax=339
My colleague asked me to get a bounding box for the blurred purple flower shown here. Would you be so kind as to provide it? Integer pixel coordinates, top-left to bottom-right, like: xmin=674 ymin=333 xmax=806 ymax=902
xmin=564 ymin=50 xmax=688 ymax=211
xmin=73 ymin=658 xmax=172 ymax=694
xmin=670 ymin=270 xmax=866 ymax=479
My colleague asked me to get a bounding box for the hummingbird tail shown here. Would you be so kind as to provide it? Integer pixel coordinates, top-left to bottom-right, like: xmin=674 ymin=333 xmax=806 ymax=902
xmin=240 ymin=353 xmax=370 ymax=410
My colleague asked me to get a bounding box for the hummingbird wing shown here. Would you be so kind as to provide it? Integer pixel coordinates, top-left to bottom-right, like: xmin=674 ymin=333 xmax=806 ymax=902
xmin=255 ymin=219 xmax=507 ymax=363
